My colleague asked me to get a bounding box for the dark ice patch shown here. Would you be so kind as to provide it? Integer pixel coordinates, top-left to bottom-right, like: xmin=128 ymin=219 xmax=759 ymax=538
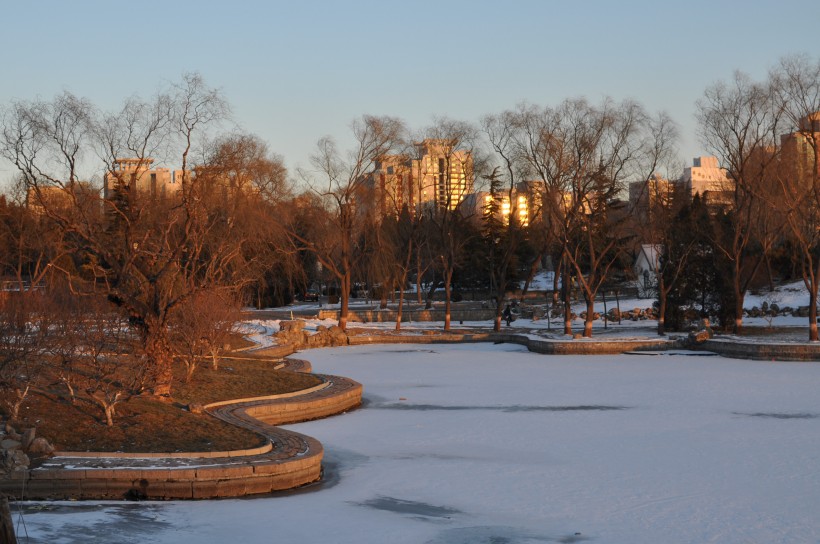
xmin=374 ymin=403 xmax=629 ymax=413
xmin=734 ymin=412 xmax=818 ymax=419
xmin=22 ymin=504 xmax=174 ymax=544
xmin=355 ymin=495 xmax=460 ymax=519
xmin=358 ymin=349 xmax=440 ymax=355
xmin=425 ymin=525 xmax=590 ymax=544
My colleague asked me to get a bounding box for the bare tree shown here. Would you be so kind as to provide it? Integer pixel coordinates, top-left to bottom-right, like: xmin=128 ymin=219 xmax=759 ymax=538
xmin=295 ymin=115 xmax=405 ymax=331
xmin=626 ymin=112 xmax=688 ymax=334
xmin=1 ymin=74 xmax=245 ymax=396
xmin=696 ymin=71 xmax=783 ymax=333
xmin=0 ymin=291 xmax=49 ymax=420
xmin=769 ymin=54 xmax=820 ymax=340
xmin=413 ymin=118 xmax=483 ymax=331
xmin=482 ymin=110 xmax=532 ymax=331
xmin=47 ymin=291 xmax=147 ymax=427
xmin=518 ymin=98 xmax=651 ymax=336
xmin=170 ymin=288 xmax=241 ymax=380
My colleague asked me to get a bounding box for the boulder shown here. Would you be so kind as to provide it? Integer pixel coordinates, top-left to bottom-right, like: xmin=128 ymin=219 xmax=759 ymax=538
xmin=688 ymin=329 xmax=713 ymax=344
xmin=21 ymin=428 xmax=36 ymax=450
xmin=0 ymin=448 xmax=29 ymax=477
xmin=26 ymin=437 xmax=55 ymax=456
xmin=279 ymin=320 xmax=306 ymax=332
xmin=0 ymin=439 xmax=21 ymax=451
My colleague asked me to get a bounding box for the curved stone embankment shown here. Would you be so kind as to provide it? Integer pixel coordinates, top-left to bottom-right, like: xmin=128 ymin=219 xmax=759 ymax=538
xmin=698 ymin=338 xmax=820 ymax=361
xmin=4 ymin=328 xmax=769 ymax=501
xmin=348 ymin=330 xmax=682 ymax=354
xmin=0 ymin=357 xmax=362 ymax=501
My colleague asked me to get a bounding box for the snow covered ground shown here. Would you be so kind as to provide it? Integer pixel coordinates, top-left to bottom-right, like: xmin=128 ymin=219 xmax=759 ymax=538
xmin=15 ymin=343 xmax=820 ymax=543
xmin=255 ymin=278 xmax=820 ymax=339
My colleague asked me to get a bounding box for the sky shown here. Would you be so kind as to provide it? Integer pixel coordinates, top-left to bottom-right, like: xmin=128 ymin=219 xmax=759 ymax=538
xmin=1 ymin=0 xmax=819 ymax=185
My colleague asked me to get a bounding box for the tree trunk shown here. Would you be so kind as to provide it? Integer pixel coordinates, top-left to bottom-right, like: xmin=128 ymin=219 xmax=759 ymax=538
xmin=1 ymin=496 xmax=17 ymax=544
xmin=810 ymin=284 xmax=818 ymax=342
xmin=145 ymin=331 xmax=174 ymax=396
xmin=562 ymin=266 xmax=572 ymax=335
xmin=733 ymin=272 xmax=744 ymax=335
xmin=104 ymin=404 xmax=115 ymax=427
xmin=8 ymin=386 xmax=29 ymax=421
xmin=657 ymin=284 xmax=667 ymax=336
xmin=443 ymin=268 xmax=453 ymax=332
xmin=416 ymin=247 xmax=424 ymax=305
xmin=395 ymin=250 xmax=412 ymax=331
xmin=339 ymin=272 xmax=350 ymax=331
xmin=584 ymin=296 xmax=595 ymax=338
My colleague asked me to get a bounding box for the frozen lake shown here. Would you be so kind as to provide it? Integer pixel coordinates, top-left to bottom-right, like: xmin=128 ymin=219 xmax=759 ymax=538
xmin=14 ymin=343 xmax=820 ymax=543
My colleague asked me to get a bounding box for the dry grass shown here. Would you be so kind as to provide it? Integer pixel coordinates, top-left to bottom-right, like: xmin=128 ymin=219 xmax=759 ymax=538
xmin=8 ymin=341 xmax=322 ymax=453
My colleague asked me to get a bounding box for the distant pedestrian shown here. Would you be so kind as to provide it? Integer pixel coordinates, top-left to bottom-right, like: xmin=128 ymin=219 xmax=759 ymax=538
xmin=503 ymin=303 xmax=512 ymax=326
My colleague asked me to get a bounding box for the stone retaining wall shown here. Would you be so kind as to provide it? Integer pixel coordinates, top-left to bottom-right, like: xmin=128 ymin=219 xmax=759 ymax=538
xmin=0 ymin=356 xmax=360 ymax=500
xmin=349 ymin=331 xmax=681 ymax=355
xmin=4 ymin=330 xmax=764 ymax=501
xmin=699 ymin=339 xmax=820 ymax=361
xmin=318 ymin=308 xmax=497 ymax=323
xmin=13 ymin=443 xmax=324 ymax=500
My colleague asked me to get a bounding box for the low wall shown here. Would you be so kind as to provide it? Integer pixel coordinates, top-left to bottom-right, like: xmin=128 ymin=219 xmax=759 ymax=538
xmin=348 ymin=331 xmax=681 ymax=354
xmin=318 ymin=308 xmax=497 ymax=323
xmin=12 ymin=441 xmax=324 ymax=500
xmin=2 ymin=359 xmax=361 ymax=500
xmin=699 ymin=339 xmax=820 ymax=361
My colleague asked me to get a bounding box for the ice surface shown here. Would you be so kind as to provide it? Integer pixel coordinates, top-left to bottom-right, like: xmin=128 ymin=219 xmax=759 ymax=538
xmin=14 ymin=343 xmax=820 ymax=543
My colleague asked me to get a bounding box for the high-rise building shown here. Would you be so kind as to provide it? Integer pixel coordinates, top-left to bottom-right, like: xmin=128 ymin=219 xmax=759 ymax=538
xmin=780 ymin=112 xmax=820 ymax=185
xmin=628 ymin=174 xmax=675 ymax=220
xmin=103 ymin=158 xmax=184 ymax=201
xmin=679 ymin=156 xmax=732 ymax=206
xmin=413 ymin=139 xmax=473 ymax=211
xmin=366 ymin=139 xmax=474 ymax=216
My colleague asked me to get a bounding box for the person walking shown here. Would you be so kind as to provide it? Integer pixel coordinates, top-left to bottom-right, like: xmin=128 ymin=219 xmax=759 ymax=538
xmin=503 ymin=303 xmax=513 ymax=327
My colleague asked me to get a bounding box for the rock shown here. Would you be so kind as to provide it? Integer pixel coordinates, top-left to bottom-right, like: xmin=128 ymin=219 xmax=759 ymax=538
xmin=188 ymin=403 xmax=205 ymax=414
xmin=688 ymin=329 xmax=713 ymax=344
xmin=26 ymin=437 xmax=55 ymax=456
xmin=1 ymin=448 xmax=30 ymax=474
xmin=328 ymin=326 xmax=349 ymax=346
xmin=21 ymin=428 xmax=35 ymax=450
xmin=279 ymin=320 xmax=305 ymax=332
xmin=0 ymin=439 xmax=21 ymax=451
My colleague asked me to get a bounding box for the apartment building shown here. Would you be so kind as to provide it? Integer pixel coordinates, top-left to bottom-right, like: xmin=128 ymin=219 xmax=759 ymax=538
xmin=366 ymin=139 xmax=475 ymax=216
xmin=103 ymin=158 xmax=184 ymax=201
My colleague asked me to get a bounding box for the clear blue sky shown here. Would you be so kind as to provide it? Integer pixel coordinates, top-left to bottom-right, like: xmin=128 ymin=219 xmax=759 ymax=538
xmin=2 ymin=0 xmax=818 ymax=183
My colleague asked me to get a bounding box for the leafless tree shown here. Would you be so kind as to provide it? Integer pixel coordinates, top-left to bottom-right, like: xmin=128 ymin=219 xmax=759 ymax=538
xmin=0 ymin=74 xmax=245 ymax=396
xmin=170 ymin=288 xmax=241 ymax=380
xmin=46 ymin=291 xmax=147 ymax=427
xmin=0 ymin=291 xmax=50 ymax=420
xmin=625 ymin=112 xmax=688 ymax=335
xmin=481 ymin=109 xmax=533 ymax=331
xmin=697 ymin=71 xmax=784 ymax=333
xmin=413 ymin=118 xmax=483 ymax=331
xmin=517 ymin=98 xmax=652 ymax=336
xmin=769 ymin=54 xmax=820 ymax=340
xmin=296 ymin=115 xmax=405 ymax=331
